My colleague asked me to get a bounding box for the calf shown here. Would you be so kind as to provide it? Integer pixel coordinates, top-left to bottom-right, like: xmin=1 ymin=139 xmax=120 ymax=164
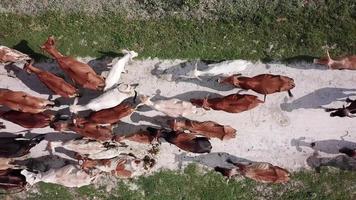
xmin=0 ymin=110 xmax=55 ymax=129
xmin=0 ymin=46 xmax=31 ymax=64
xmin=314 ymin=50 xmax=356 ymax=70
xmin=87 ymin=102 xmax=135 ymax=124
xmin=41 ymin=36 xmax=104 ymax=90
xmin=215 ymin=159 xmax=290 ymax=183
xmin=24 ymin=61 xmax=79 ymax=98
xmin=0 ymin=134 xmax=45 ymax=158
xmin=104 ymin=50 xmax=138 ymax=91
xmin=0 ymin=89 xmax=55 ymax=113
xmin=21 ymin=164 xmax=96 ymax=188
xmin=147 ymin=128 xmax=211 ymax=153
xmin=0 ymin=169 xmax=27 ymax=191
xmin=219 ymin=74 xmax=295 ymax=102
xmin=51 ymin=118 xmax=113 ymax=141
xmin=69 ymin=84 xmax=137 ymax=113
xmin=139 ymin=95 xmax=201 ymax=118
xmin=190 ymin=93 xmax=263 ymax=113
xmin=168 ymin=119 xmax=236 ymax=140
xmin=324 ymin=98 xmax=356 ymax=117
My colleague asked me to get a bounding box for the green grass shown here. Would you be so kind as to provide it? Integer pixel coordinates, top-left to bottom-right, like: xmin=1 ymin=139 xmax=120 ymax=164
xmin=19 ymin=165 xmax=356 ymax=200
xmin=0 ymin=0 xmax=355 ymax=61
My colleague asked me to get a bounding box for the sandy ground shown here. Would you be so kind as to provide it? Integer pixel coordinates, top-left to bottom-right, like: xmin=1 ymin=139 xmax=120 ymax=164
xmin=1 ymin=58 xmax=356 ymax=177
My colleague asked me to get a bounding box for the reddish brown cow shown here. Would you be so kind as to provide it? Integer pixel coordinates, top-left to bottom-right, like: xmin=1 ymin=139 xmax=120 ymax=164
xmin=314 ymin=50 xmax=356 ymax=70
xmin=168 ymin=119 xmax=236 ymax=140
xmin=0 ymin=110 xmax=55 ymax=128
xmin=41 ymin=36 xmax=105 ymax=90
xmin=190 ymin=93 xmax=263 ymax=113
xmin=0 ymin=89 xmax=55 ymax=113
xmin=215 ymin=160 xmax=290 ymax=183
xmin=219 ymin=74 xmax=295 ymax=102
xmin=24 ymin=61 xmax=79 ymax=98
xmin=113 ymin=130 xmax=158 ymax=144
xmin=87 ymin=103 xmax=134 ymax=124
xmin=51 ymin=117 xmax=113 ymax=141
xmin=147 ymin=128 xmax=212 ymax=153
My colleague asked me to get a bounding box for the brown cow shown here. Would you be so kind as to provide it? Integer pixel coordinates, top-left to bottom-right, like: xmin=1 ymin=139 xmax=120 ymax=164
xmin=41 ymin=36 xmax=105 ymax=90
xmin=112 ymin=130 xmax=159 ymax=144
xmin=147 ymin=127 xmax=212 ymax=153
xmin=0 ymin=46 xmax=31 ymax=64
xmin=0 ymin=110 xmax=56 ymax=129
xmin=168 ymin=119 xmax=236 ymax=140
xmin=314 ymin=50 xmax=356 ymax=70
xmin=323 ymin=98 xmax=356 ymax=118
xmin=0 ymin=89 xmax=55 ymax=113
xmin=190 ymin=93 xmax=263 ymax=113
xmin=24 ymin=61 xmax=79 ymax=98
xmin=51 ymin=117 xmax=113 ymax=141
xmin=87 ymin=103 xmax=135 ymax=124
xmin=215 ymin=160 xmax=290 ymax=183
xmin=0 ymin=169 xmax=27 ymax=191
xmin=219 ymin=74 xmax=295 ymax=102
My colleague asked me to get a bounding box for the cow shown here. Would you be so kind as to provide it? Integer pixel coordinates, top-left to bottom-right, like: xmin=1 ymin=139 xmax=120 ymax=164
xmin=112 ymin=130 xmax=158 ymax=144
xmin=87 ymin=102 xmax=135 ymax=125
xmin=191 ymin=60 xmax=251 ymax=80
xmin=0 ymin=110 xmax=57 ymax=129
xmin=78 ymin=155 xmax=145 ymax=178
xmin=104 ymin=50 xmax=138 ymax=91
xmin=41 ymin=36 xmax=105 ymax=90
xmin=0 ymin=46 xmax=31 ymax=64
xmin=168 ymin=119 xmax=236 ymax=140
xmin=21 ymin=164 xmax=96 ymax=188
xmin=314 ymin=50 xmax=356 ymax=70
xmin=51 ymin=117 xmax=113 ymax=141
xmin=0 ymin=89 xmax=55 ymax=113
xmin=147 ymin=127 xmax=212 ymax=153
xmin=323 ymin=98 xmax=356 ymax=117
xmin=69 ymin=84 xmax=137 ymax=114
xmin=219 ymin=74 xmax=295 ymax=102
xmin=215 ymin=159 xmax=290 ymax=183
xmin=139 ymin=95 xmax=201 ymax=118
xmin=24 ymin=61 xmax=79 ymax=98
xmin=190 ymin=93 xmax=263 ymax=113
xmin=0 ymin=134 xmax=45 ymax=158
xmin=0 ymin=169 xmax=27 ymax=191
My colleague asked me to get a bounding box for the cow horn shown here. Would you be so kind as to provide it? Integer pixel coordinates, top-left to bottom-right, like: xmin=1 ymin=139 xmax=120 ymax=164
xmin=287 ymin=90 xmax=293 ymax=97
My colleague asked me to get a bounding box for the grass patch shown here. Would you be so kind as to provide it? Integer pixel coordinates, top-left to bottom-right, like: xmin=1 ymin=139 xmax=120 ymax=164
xmin=0 ymin=0 xmax=355 ymax=61
xmin=14 ymin=165 xmax=356 ymax=200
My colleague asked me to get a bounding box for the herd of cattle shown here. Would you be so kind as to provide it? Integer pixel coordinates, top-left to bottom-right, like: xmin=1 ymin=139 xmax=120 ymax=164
xmin=0 ymin=36 xmax=355 ymax=192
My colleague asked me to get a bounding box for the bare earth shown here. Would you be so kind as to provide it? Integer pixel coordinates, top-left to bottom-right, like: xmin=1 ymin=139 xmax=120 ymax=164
xmin=1 ymin=58 xmax=356 ymax=180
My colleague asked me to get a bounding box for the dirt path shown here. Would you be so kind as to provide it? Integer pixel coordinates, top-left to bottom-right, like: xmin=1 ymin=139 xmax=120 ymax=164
xmin=1 ymin=58 xmax=356 ymax=176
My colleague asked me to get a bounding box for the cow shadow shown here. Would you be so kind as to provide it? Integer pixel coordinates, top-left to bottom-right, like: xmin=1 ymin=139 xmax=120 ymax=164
xmin=12 ymin=40 xmax=48 ymax=61
xmin=291 ymin=137 xmax=356 ymax=154
xmin=130 ymin=112 xmax=171 ymax=128
xmin=150 ymin=60 xmax=235 ymax=91
xmin=175 ymin=152 xmax=253 ymax=169
xmin=280 ymin=87 xmax=356 ymax=112
xmin=13 ymin=155 xmax=75 ymax=172
xmin=281 ymin=55 xmax=328 ymax=70
xmin=306 ymin=154 xmax=356 ymax=171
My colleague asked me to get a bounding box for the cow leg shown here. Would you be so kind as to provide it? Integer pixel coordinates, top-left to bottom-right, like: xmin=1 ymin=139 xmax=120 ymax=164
xmin=263 ymin=95 xmax=266 ymax=103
